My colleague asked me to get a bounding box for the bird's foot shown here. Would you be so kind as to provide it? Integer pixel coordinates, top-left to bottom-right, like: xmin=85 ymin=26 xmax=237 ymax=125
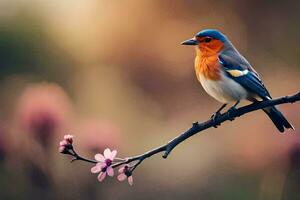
xmin=227 ymin=107 xmax=237 ymax=121
xmin=211 ymin=111 xmax=221 ymax=128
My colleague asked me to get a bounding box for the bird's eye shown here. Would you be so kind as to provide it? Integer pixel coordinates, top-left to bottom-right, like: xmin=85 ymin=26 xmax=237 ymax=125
xmin=204 ymin=37 xmax=212 ymax=43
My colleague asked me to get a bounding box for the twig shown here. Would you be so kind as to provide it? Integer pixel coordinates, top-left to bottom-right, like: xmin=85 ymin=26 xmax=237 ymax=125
xmin=65 ymin=92 xmax=300 ymax=174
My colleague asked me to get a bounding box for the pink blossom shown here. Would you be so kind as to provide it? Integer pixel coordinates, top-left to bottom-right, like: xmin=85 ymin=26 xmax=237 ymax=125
xmin=63 ymin=134 xmax=73 ymax=144
xmin=117 ymin=164 xmax=133 ymax=186
xmin=59 ymin=134 xmax=73 ymax=154
xmin=91 ymin=148 xmax=117 ymax=182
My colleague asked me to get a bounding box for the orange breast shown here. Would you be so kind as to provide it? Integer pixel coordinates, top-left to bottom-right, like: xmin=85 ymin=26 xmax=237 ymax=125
xmin=194 ymin=49 xmax=221 ymax=81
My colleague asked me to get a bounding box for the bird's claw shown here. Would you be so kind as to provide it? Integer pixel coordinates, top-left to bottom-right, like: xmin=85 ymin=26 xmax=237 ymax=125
xmin=227 ymin=107 xmax=236 ymax=121
xmin=211 ymin=112 xmax=221 ymax=128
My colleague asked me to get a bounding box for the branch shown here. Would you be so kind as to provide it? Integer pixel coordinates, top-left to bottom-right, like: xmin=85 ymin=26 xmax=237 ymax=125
xmin=60 ymin=92 xmax=300 ymax=183
xmin=163 ymin=91 xmax=300 ymax=158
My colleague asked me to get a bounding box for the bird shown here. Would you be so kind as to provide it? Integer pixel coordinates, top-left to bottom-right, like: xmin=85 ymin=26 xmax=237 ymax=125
xmin=181 ymin=29 xmax=294 ymax=133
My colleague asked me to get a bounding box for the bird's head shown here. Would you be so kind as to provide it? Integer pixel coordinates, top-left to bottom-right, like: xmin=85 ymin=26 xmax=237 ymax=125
xmin=181 ymin=29 xmax=228 ymax=55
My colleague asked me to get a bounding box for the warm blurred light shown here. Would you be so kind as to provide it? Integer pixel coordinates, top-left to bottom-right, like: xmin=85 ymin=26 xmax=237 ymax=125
xmin=77 ymin=118 xmax=121 ymax=154
xmin=0 ymin=0 xmax=299 ymax=199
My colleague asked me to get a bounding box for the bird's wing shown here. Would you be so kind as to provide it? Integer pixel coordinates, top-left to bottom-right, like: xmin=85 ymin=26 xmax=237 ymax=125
xmin=219 ymin=54 xmax=271 ymax=99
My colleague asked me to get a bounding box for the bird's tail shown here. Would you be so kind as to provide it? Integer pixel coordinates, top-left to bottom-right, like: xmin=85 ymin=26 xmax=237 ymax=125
xmin=263 ymin=106 xmax=294 ymax=133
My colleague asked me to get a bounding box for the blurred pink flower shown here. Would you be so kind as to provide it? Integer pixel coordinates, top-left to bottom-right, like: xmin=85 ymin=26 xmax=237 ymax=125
xmin=59 ymin=134 xmax=73 ymax=154
xmin=117 ymin=164 xmax=133 ymax=186
xmin=91 ymin=148 xmax=117 ymax=182
xmin=15 ymin=83 xmax=72 ymax=146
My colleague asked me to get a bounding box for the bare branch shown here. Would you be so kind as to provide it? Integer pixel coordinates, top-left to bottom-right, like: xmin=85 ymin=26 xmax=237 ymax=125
xmin=62 ymin=92 xmax=300 ymax=175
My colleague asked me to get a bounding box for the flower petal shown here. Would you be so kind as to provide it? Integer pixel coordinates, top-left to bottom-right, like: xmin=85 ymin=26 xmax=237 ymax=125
xmin=118 ymin=166 xmax=125 ymax=173
xmin=95 ymin=153 xmax=105 ymax=162
xmin=128 ymin=176 xmax=133 ymax=186
xmin=100 ymin=162 xmax=107 ymax=168
xmin=110 ymin=150 xmax=117 ymax=160
xmin=58 ymin=146 xmax=65 ymax=153
xmin=64 ymin=135 xmax=73 ymax=143
xmin=64 ymin=134 xmax=73 ymax=140
xmin=104 ymin=148 xmax=111 ymax=159
xmin=91 ymin=164 xmax=101 ymax=173
xmin=106 ymin=166 xmax=114 ymax=177
xmin=59 ymin=140 xmax=67 ymax=146
xmin=97 ymin=172 xmax=106 ymax=182
xmin=117 ymin=173 xmax=127 ymax=181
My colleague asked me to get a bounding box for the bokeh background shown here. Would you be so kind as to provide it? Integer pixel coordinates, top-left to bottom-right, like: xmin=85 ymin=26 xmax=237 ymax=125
xmin=0 ymin=0 xmax=300 ymax=199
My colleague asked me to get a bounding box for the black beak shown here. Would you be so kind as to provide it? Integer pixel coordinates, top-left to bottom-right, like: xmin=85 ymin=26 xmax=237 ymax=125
xmin=181 ymin=38 xmax=198 ymax=45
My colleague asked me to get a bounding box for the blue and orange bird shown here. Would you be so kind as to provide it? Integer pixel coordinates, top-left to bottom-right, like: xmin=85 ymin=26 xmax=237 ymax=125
xmin=181 ymin=29 xmax=294 ymax=132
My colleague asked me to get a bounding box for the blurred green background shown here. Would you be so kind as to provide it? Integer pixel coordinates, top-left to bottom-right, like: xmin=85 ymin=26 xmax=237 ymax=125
xmin=0 ymin=0 xmax=300 ymax=199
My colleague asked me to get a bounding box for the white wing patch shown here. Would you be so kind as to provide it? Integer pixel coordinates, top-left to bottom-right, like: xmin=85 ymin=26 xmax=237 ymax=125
xmin=226 ymin=69 xmax=249 ymax=77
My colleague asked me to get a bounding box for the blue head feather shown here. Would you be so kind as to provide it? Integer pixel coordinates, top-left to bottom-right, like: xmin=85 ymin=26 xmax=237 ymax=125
xmin=195 ymin=29 xmax=227 ymax=42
